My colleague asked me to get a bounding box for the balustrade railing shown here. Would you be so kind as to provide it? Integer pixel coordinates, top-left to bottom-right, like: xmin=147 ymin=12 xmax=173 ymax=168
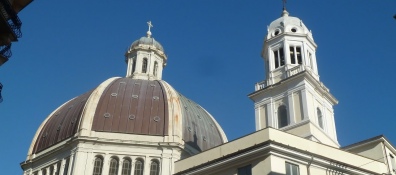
xmin=255 ymin=65 xmax=307 ymax=91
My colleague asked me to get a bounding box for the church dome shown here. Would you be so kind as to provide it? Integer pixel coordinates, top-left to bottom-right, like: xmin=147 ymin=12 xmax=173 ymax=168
xmin=266 ymin=10 xmax=313 ymax=40
xmin=130 ymin=36 xmax=164 ymax=52
xmin=29 ymin=77 xmax=227 ymax=156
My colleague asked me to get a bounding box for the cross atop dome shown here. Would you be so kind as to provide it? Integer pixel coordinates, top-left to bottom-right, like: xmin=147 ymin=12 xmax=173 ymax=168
xmin=147 ymin=21 xmax=153 ymax=38
xmin=125 ymin=21 xmax=167 ymax=80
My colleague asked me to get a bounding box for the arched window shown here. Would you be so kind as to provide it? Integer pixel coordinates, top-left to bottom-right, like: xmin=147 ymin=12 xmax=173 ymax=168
xmin=134 ymin=159 xmax=144 ymax=175
xmin=317 ymin=108 xmax=323 ymax=129
xmin=121 ymin=158 xmax=132 ymax=175
xmin=108 ymin=157 xmax=119 ymax=175
xmin=132 ymin=58 xmax=136 ymax=73
xmin=142 ymin=58 xmax=148 ymax=73
xmin=93 ymin=156 xmax=103 ymax=175
xmin=50 ymin=166 xmax=54 ymax=175
xmin=150 ymin=160 xmax=160 ymax=175
xmin=278 ymin=105 xmax=288 ymax=128
xmin=153 ymin=61 xmax=158 ymax=76
xmin=42 ymin=169 xmax=47 ymax=175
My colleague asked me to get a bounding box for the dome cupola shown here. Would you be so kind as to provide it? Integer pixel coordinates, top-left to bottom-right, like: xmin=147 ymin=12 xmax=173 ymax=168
xmin=125 ymin=21 xmax=167 ymax=80
xmin=261 ymin=9 xmax=319 ymax=86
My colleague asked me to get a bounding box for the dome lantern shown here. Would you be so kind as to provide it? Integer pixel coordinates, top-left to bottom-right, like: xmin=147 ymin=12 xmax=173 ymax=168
xmin=125 ymin=21 xmax=167 ymax=80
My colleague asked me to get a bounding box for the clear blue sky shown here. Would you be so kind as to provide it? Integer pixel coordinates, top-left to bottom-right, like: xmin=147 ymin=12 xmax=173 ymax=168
xmin=1 ymin=1 xmax=396 ymax=174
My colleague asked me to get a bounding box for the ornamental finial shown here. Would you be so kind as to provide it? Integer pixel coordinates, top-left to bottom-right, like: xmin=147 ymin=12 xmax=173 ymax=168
xmin=147 ymin=21 xmax=153 ymax=38
xmin=282 ymin=0 xmax=287 ymax=10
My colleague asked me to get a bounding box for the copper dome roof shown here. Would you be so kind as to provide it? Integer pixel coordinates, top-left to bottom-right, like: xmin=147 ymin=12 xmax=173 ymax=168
xmin=30 ymin=77 xmax=227 ymax=155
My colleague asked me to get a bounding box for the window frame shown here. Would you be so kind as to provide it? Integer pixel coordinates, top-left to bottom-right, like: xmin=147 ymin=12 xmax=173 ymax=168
xmin=108 ymin=157 xmax=119 ymax=175
xmin=142 ymin=58 xmax=148 ymax=73
xmin=285 ymin=162 xmax=300 ymax=175
xmin=278 ymin=105 xmax=289 ymax=128
xmin=273 ymin=47 xmax=285 ymax=69
xmin=93 ymin=156 xmax=104 ymax=175
xmin=153 ymin=61 xmax=158 ymax=76
xmin=289 ymin=45 xmax=302 ymax=65
xmin=237 ymin=164 xmax=252 ymax=175
xmin=149 ymin=159 xmax=160 ymax=175
xmin=134 ymin=158 xmax=144 ymax=175
xmin=121 ymin=158 xmax=132 ymax=175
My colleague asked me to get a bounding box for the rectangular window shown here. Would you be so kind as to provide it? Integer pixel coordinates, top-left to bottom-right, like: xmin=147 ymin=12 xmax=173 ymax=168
xmin=289 ymin=47 xmax=295 ymax=64
xmin=296 ymin=47 xmax=302 ymax=64
xmin=286 ymin=162 xmax=299 ymax=175
xmin=279 ymin=47 xmax=285 ymax=66
xmin=274 ymin=50 xmax=279 ymax=68
xmin=290 ymin=46 xmax=302 ymax=65
xmin=237 ymin=164 xmax=252 ymax=175
xmin=274 ymin=48 xmax=284 ymax=69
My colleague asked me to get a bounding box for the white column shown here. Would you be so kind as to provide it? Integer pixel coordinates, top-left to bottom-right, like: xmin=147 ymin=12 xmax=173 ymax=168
xmin=288 ymin=93 xmax=295 ymax=124
xmin=131 ymin=157 xmax=136 ymax=174
xmin=66 ymin=153 xmax=75 ymax=175
xmin=53 ymin=163 xmax=57 ymax=175
xmin=117 ymin=159 xmax=123 ymax=175
xmin=144 ymin=155 xmax=150 ymax=175
xmin=59 ymin=158 xmax=66 ymax=175
xmin=46 ymin=167 xmax=50 ymax=175
xmin=102 ymin=154 xmax=110 ymax=175
xmin=301 ymin=89 xmax=309 ymax=120
xmin=267 ymin=98 xmax=274 ymax=127
xmin=254 ymin=106 xmax=260 ymax=130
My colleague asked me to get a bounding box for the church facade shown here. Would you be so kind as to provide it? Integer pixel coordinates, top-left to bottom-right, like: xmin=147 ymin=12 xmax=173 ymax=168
xmin=21 ymin=8 xmax=396 ymax=175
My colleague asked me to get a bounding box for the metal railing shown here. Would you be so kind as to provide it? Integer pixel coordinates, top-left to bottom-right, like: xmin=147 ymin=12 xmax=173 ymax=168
xmin=0 ymin=0 xmax=23 ymax=38
xmin=0 ymin=43 xmax=12 ymax=59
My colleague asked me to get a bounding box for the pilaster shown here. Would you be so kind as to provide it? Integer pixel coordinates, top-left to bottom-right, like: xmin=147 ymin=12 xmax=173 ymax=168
xmin=287 ymin=93 xmax=295 ymax=124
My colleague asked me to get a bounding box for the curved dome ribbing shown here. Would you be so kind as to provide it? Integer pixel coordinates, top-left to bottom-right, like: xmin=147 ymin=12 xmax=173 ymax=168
xmin=31 ymin=78 xmax=227 ymax=155
xmin=33 ymin=90 xmax=93 ymax=153
xmin=92 ymin=78 xmax=168 ymax=135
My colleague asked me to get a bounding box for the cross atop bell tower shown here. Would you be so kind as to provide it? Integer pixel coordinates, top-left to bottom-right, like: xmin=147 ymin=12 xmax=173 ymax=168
xmin=282 ymin=0 xmax=287 ymax=10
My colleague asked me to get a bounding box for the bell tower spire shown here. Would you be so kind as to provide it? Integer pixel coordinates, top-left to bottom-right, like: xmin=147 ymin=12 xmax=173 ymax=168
xmin=249 ymin=9 xmax=339 ymax=147
xmin=125 ymin=21 xmax=167 ymax=80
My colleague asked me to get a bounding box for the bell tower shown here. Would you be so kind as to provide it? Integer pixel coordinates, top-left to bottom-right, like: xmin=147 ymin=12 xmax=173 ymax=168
xmin=248 ymin=9 xmax=339 ymax=147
